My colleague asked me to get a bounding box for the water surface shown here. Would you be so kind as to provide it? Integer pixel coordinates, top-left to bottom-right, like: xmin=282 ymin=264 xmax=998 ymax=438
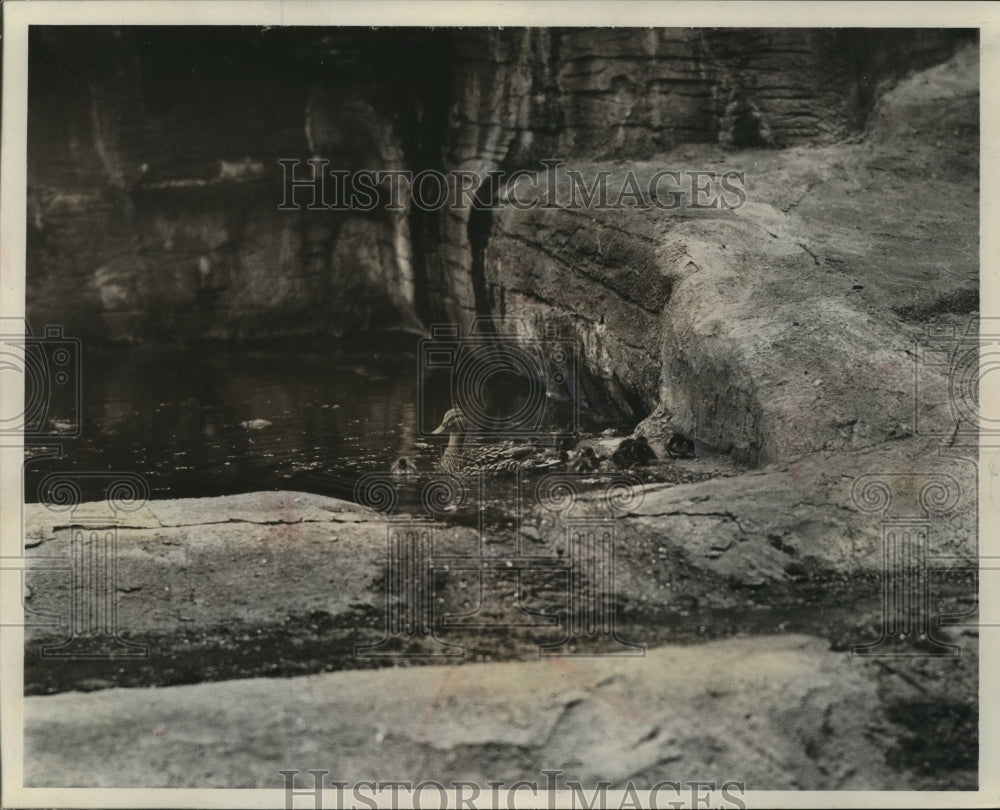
xmin=25 ymin=345 xmax=451 ymax=502
xmin=24 ymin=343 xmax=585 ymax=504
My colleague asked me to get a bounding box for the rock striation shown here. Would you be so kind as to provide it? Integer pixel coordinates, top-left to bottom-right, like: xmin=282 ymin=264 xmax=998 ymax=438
xmin=27 ymin=29 xmax=976 ymax=460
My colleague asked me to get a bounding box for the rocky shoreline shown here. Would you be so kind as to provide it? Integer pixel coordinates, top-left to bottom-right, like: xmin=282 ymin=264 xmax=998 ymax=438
xmin=22 ymin=429 xmax=978 ymax=788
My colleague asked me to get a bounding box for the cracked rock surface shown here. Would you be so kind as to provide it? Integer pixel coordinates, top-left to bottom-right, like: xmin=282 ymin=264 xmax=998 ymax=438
xmin=23 ymin=633 xmax=974 ymax=789
xmin=22 ymin=431 xmax=978 ymax=789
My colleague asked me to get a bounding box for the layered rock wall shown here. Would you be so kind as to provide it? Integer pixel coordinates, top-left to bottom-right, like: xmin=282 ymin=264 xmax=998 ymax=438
xmin=28 ymin=27 xmax=965 ymax=340
xmin=26 ymin=28 xmax=975 ymax=461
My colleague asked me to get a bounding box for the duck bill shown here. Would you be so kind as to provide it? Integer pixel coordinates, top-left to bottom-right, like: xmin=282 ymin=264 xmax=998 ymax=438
xmin=431 ymin=420 xmax=448 ymax=435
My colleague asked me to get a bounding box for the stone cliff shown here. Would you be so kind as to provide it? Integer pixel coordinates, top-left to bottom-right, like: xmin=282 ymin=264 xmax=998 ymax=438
xmin=27 ymin=27 xmax=976 ymax=462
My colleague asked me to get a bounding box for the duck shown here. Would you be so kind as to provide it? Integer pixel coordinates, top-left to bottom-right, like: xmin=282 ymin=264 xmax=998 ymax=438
xmin=665 ymin=432 xmax=696 ymax=459
xmin=430 ymin=407 xmax=559 ymax=476
xmin=611 ymin=436 xmax=657 ymax=468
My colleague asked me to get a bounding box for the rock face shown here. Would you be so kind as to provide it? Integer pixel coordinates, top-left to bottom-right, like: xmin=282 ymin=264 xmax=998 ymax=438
xmin=26 ymin=28 xmax=977 ymax=462
xmin=28 ymin=28 xmax=442 ymax=342
xmin=482 ymin=43 xmax=979 ymax=462
xmin=22 ymin=443 xmax=977 ymax=792
xmin=29 ymin=32 xmax=967 ymax=320
xmin=25 ymin=633 xmax=951 ymax=790
xmin=19 ymin=463 xmax=981 ymax=791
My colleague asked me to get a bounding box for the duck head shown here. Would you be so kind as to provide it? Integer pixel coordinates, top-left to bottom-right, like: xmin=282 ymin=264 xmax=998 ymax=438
xmin=431 ymin=407 xmax=468 ymax=436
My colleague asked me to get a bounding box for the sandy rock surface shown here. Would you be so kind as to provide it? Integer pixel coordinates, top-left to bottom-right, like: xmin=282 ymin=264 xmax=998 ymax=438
xmin=23 ymin=633 xmax=973 ymax=790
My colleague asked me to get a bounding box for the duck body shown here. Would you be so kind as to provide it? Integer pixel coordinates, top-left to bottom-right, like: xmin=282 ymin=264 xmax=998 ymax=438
xmin=439 ymin=442 xmax=539 ymax=476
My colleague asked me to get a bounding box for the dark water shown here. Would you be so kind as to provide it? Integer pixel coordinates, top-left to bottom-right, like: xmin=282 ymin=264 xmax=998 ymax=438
xmin=23 ymin=344 xmax=580 ymax=504
xmin=25 ymin=345 xmax=436 ymax=502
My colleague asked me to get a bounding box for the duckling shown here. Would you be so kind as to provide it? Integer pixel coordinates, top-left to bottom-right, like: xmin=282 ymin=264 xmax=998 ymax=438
xmin=430 ymin=407 xmax=548 ymax=476
xmin=611 ymin=436 xmax=657 ymax=468
xmin=666 ymin=432 xmax=696 ymax=459
xmin=390 ymin=456 xmax=419 ymax=477
xmin=569 ymin=445 xmax=601 ymax=473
